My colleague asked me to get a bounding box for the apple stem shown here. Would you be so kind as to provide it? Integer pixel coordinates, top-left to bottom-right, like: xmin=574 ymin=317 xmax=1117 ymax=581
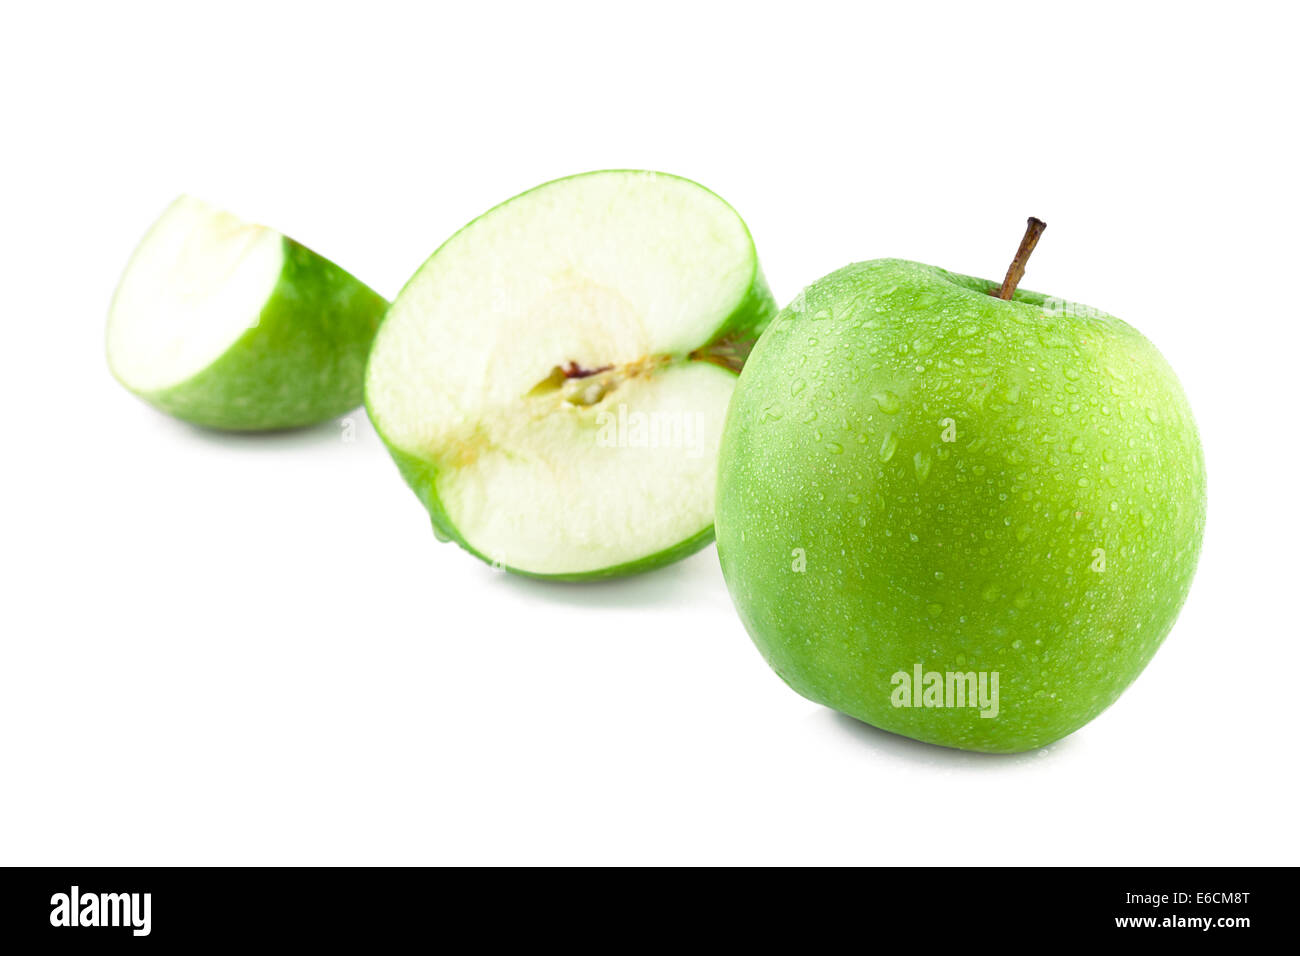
xmin=993 ymin=217 xmax=1047 ymax=300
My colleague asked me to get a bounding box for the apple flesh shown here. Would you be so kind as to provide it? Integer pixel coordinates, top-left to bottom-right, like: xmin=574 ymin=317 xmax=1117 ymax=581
xmin=716 ymin=258 xmax=1205 ymax=752
xmin=365 ymin=170 xmax=775 ymax=579
xmin=107 ymin=196 xmax=387 ymax=430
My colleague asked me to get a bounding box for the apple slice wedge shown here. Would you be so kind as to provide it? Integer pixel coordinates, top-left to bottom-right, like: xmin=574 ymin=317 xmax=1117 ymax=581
xmin=365 ymin=170 xmax=775 ymax=579
xmin=107 ymin=196 xmax=387 ymax=430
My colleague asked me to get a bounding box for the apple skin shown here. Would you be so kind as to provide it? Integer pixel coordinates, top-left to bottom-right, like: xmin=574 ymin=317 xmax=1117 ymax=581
xmin=715 ymin=259 xmax=1206 ymax=752
xmin=111 ymin=238 xmax=387 ymax=431
xmin=366 ymin=170 xmax=776 ymax=580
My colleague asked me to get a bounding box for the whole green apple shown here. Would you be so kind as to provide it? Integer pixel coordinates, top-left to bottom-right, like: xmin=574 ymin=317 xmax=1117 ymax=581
xmin=716 ymin=227 xmax=1205 ymax=752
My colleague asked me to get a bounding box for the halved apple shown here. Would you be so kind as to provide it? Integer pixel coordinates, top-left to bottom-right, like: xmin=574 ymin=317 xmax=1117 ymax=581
xmin=365 ymin=170 xmax=775 ymax=579
xmin=107 ymin=196 xmax=387 ymax=430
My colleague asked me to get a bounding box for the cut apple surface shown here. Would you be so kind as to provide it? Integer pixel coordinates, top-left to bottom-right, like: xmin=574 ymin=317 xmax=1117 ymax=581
xmin=107 ymin=196 xmax=387 ymax=430
xmin=366 ymin=170 xmax=775 ymax=578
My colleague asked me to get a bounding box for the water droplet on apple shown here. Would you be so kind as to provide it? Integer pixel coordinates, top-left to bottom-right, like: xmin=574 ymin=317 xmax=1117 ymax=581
xmin=871 ymin=391 xmax=901 ymax=414
xmin=879 ymin=431 xmax=898 ymax=462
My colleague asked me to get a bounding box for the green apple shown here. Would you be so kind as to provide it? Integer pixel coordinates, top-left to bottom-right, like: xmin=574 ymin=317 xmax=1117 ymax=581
xmin=107 ymin=195 xmax=387 ymax=430
xmin=716 ymin=222 xmax=1205 ymax=752
xmin=365 ymin=170 xmax=775 ymax=579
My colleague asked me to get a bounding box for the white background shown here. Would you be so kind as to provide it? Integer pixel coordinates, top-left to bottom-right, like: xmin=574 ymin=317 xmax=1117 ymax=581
xmin=2 ymin=1 xmax=1297 ymax=865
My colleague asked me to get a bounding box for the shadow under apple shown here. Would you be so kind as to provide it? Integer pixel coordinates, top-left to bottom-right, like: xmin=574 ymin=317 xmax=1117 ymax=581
xmin=825 ymin=710 xmax=1073 ymax=769
xmin=489 ymin=544 xmax=731 ymax=612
